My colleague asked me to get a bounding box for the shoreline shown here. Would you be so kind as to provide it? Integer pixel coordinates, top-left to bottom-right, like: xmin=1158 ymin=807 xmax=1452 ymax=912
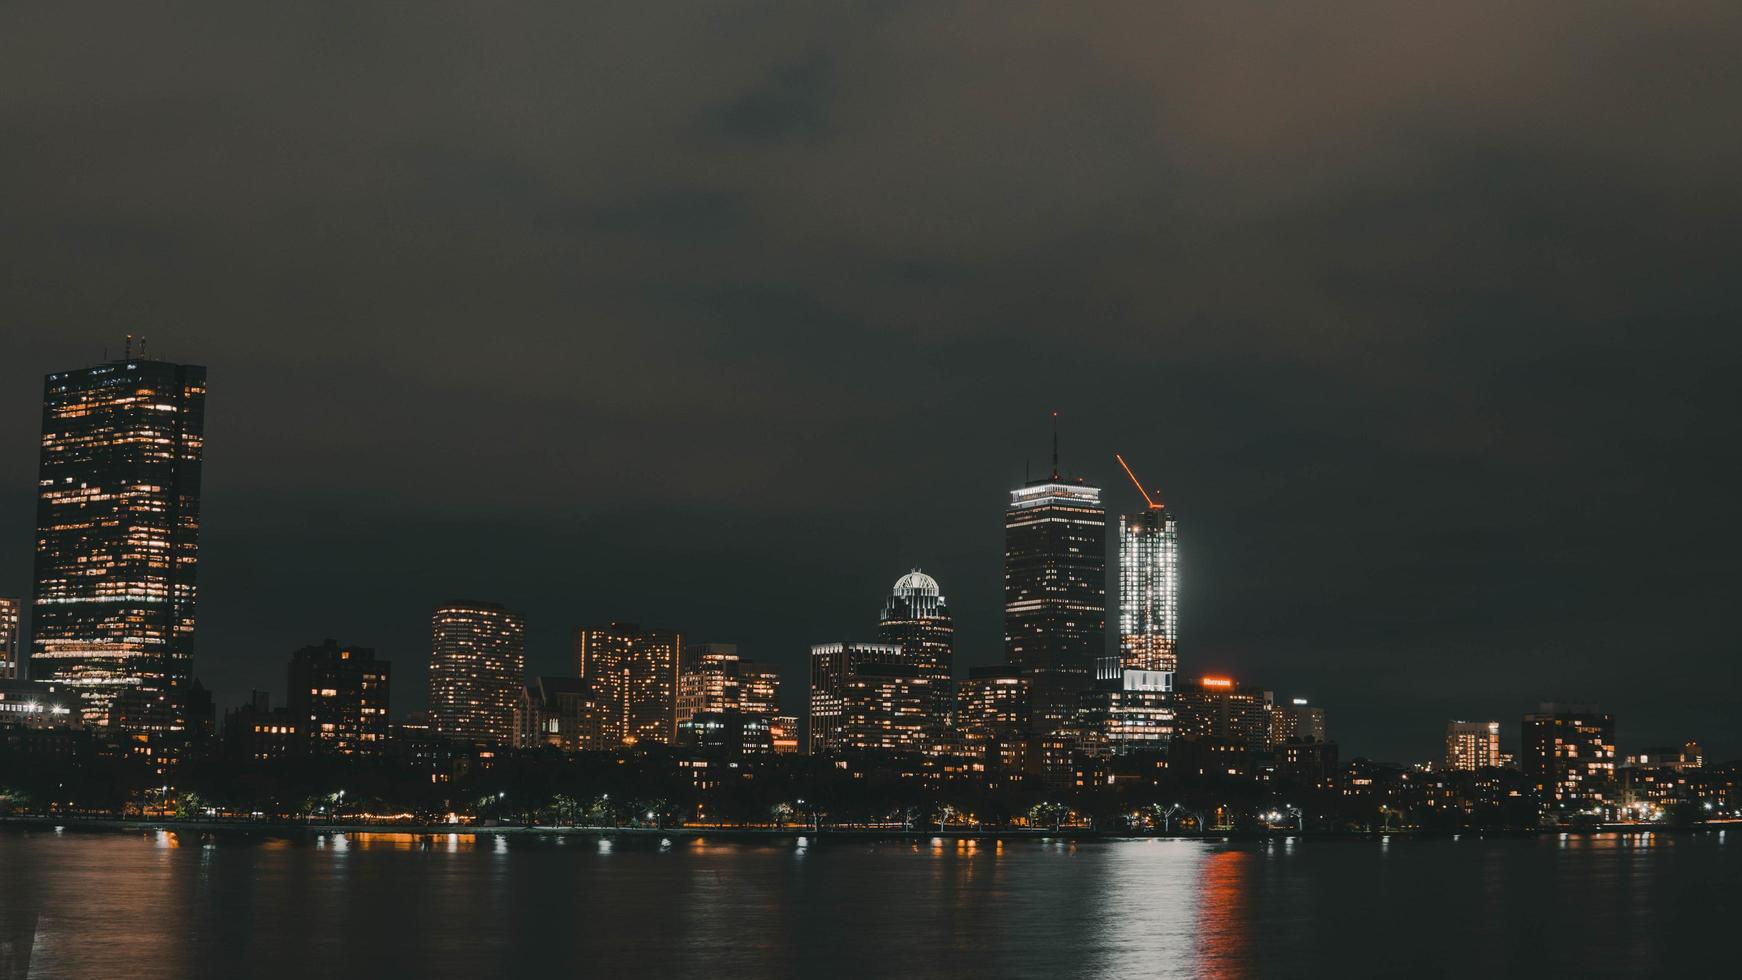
xmin=2 ymin=815 xmax=1730 ymax=842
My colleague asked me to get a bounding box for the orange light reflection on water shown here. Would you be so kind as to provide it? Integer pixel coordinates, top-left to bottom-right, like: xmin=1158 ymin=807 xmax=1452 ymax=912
xmin=1195 ymin=849 xmax=1251 ymax=979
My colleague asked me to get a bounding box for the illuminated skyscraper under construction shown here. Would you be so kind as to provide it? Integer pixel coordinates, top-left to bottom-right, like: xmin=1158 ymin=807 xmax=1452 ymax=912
xmin=1115 ymin=454 xmax=1179 ymax=683
xmin=29 ymin=345 xmax=206 ymax=728
xmin=429 ymin=601 xmax=525 ymax=745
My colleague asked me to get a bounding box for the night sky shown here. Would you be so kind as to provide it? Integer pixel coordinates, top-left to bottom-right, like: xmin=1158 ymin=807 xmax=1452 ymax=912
xmin=2 ymin=3 xmax=1738 ymax=762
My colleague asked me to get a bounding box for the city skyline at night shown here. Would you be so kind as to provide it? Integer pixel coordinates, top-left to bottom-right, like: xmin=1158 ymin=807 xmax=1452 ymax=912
xmin=0 ymin=344 xmax=1733 ymax=766
xmin=3 ymin=6 xmax=1740 ymax=977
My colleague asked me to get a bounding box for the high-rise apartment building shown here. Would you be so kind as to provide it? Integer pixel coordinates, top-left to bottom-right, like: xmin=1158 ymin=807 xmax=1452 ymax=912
xmin=807 ymin=641 xmax=904 ymax=753
xmin=0 ymin=597 xmax=19 ymax=680
xmin=956 ymin=667 xmax=1032 ymax=775
xmin=29 ymin=350 xmax=206 ymax=728
xmin=1445 ymin=720 xmax=1503 ymax=771
xmin=837 ymin=663 xmax=941 ymax=754
xmin=1522 ymin=703 xmax=1616 ymax=813
xmin=287 ymin=640 xmax=391 ymax=755
xmin=576 ymin=622 xmax=682 ymax=746
xmin=430 ymin=601 xmax=525 ymax=745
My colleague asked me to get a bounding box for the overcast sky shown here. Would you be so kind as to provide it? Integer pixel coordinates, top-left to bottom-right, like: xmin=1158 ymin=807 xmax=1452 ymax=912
xmin=2 ymin=2 xmax=1739 ymax=761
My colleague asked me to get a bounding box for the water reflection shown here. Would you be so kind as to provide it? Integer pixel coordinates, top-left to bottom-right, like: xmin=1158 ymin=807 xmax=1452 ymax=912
xmin=0 ymin=831 xmax=1732 ymax=979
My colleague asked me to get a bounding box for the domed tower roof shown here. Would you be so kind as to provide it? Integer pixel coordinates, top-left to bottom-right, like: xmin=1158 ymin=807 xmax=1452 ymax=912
xmin=892 ymin=569 xmax=940 ymax=596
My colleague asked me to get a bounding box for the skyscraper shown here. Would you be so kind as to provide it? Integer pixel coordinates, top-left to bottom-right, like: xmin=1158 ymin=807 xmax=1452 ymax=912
xmin=575 ymin=622 xmax=682 ymax=746
xmin=877 ymin=570 xmax=955 ymax=683
xmin=429 ymin=601 xmax=525 ymax=745
xmin=1116 ymin=502 xmax=1178 ymax=679
xmin=1445 ymin=720 xmax=1503 ymax=771
xmin=0 ymin=597 xmax=18 ymax=680
xmin=29 ymin=349 xmax=206 ymax=728
xmin=1004 ymin=469 xmax=1105 ymax=673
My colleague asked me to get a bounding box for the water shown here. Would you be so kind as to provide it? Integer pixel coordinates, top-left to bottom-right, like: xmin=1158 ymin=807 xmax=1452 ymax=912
xmin=0 ymin=828 xmax=1732 ymax=978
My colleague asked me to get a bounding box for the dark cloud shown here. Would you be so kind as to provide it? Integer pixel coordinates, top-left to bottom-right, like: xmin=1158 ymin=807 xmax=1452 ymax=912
xmin=1 ymin=1 xmax=1739 ymax=761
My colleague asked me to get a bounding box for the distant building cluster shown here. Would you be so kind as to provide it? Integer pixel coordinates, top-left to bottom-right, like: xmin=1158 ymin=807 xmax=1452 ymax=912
xmin=1 ymin=346 xmax=1735 ymax=831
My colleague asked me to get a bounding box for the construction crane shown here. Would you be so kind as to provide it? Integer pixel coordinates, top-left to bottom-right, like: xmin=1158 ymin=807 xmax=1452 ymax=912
xmin=1114 ymin=453 xmax=1165 ymax=510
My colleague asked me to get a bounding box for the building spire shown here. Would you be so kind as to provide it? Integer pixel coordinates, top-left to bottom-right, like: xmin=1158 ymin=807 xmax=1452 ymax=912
xmin=123 ymin=333 xmax=134 ymax=361
xmin=1051 ymin=410 xmax=1060 ymax=480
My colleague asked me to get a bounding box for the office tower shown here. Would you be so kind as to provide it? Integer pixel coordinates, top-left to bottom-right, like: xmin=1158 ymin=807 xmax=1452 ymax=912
xmin=1171 ymin=676 xmax=1274 ymax=752
xmin=1272 ymin=698 xmax=1327 ymax=745
xmin=807 ymin=641 xmax=904 ymax=753
xmin=1445 ymin=720 xmax=1503 ymax=771
xmin=1004 ymin=471 xmax=1106 ymax=673
xmin=877 ymin=570 xmax=955 ymax=682
xmin=1113 ymin=455 xmax=1178 ymax=679
xmin=1522 ymin=703 xmax=1616 ymax=813
xmin=29 ymin=350 xmax=206 ymax=728
xmin=286 ymin=639 xmax=391 ymax=754
xmin=1081 ymin=671 xmax=1174 ymax=754
xmin=0 ymin=597 xmax=18 ymax=680
xmin=430 ymin=601 xmax=525 ymax=745
xmin=576 ymin=622 xmax=682 ymax=746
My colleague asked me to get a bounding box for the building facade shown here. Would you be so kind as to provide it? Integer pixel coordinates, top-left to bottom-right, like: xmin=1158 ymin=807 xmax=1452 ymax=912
xmin=29 ymin=353 xmax=206 ymax=729
xmin=1172 ymin=676 xmax=1274 ymax=752
xmin=877 ymin=570 xmax=955 ymax=683
xmin=0 ymin=597 xmax=18 ymax=680
xmin=1445 ymin=720 xmax=1503 ymax=771
xmin=1272 ymin=698 xmax=1327 ymax=745
xmin=286 ymin=640 xmax=391 ymax=755
xmin=1117 ymin=508 xmax=1179 ymax=678
xmin=837 ymin=663 xmax=940 ymax=754
xmin=1004 ymin=478 xmax=1105 ymax=673
xmin=516 ymin=676 xmax=601 ymax=751
xmin=1522 ymin=703 xmax=1616 ymax=814
xmin=222 ymin=691 xmax=301 ymax=763
xmin=576 ymin=623 xmax=682 ymax=747
xmin=430 ymin=601 xmax=525 ymax=745
xmin=807 ymin=641 xmax=904 ymax=753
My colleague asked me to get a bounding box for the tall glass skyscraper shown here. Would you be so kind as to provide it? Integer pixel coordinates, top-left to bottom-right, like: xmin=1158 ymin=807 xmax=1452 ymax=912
xmin=1118 ymin=507 xmax=1179 ymax=679
xmin=1003 ymin=478 xmax=1105 ymax=672
xmin=430 ymin=601 xmax=526 ymax=745
xmin=30 ymin=353 xmax=206 ymax=727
